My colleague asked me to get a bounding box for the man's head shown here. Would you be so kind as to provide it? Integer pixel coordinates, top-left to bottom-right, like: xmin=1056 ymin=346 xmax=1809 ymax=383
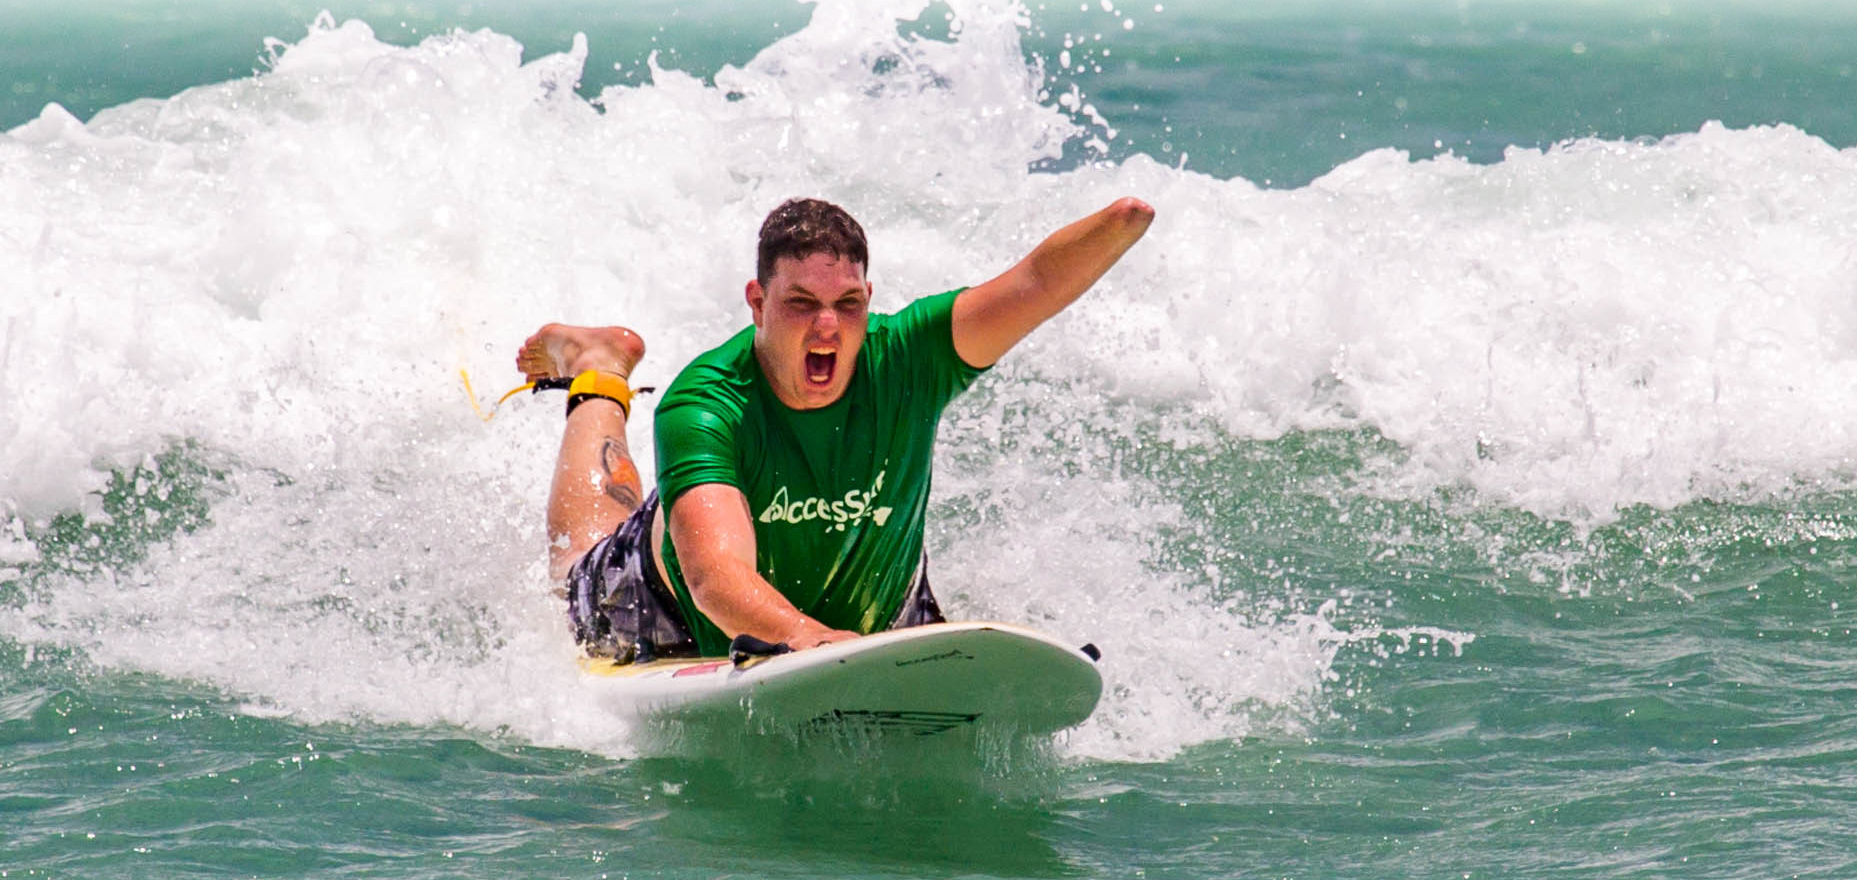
xmin=747 ymin=199 xmax=872 ymax=410
xmin=755 ymin=198 xmax=869 ymax=288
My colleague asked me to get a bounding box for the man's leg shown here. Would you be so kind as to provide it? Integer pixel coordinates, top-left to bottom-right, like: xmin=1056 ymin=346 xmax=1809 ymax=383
xmin=515 ymin=323 xmax=647 ymax=579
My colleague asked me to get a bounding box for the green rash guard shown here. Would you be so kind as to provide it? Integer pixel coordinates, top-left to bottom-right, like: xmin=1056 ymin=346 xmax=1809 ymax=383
xmin=652 ymin=288 xmax=987 ymax=657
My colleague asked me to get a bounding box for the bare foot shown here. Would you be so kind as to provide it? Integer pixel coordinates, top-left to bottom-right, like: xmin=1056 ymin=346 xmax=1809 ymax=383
xmin=515 ymin=324 xmax=645 ymax=382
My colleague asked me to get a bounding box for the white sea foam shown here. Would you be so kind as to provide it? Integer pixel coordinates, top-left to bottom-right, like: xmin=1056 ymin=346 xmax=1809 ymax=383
xmin=2 ymin=0 xmax=1852 ymax=759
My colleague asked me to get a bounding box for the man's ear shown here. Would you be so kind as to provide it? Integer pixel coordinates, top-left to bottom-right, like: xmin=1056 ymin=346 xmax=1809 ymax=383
xmin=745 ymin=279 xmax=765 ymax=326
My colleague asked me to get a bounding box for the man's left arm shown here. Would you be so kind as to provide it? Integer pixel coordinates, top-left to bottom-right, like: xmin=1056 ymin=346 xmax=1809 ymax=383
xmin=950 ymin=197 xmax=1155 ymax=368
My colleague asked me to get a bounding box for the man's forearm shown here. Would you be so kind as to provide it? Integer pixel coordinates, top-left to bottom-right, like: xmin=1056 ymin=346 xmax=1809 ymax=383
xmin=1021 ymin=197 xmax=1156 ymax=312
xmin=951 ymin=197 xmax=1154 ymax=367
xmin=684 ymin=557 xmax=855 ymax=649
xmin=667 ymin=483 xmax=858 ymax=649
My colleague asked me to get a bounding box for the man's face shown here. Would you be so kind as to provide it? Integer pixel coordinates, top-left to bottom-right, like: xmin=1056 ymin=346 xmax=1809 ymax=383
xmin=747 ymin=251 xmax=871 ymax=410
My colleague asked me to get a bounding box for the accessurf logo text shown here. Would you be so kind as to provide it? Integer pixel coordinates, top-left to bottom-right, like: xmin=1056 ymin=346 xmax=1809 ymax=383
xmin=757 ymin=470 xmax=892 ymax=532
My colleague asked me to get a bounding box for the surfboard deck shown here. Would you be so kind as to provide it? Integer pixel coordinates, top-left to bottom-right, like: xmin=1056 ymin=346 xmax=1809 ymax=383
xmin=579 ymin=622 xmax=1102 ymax=740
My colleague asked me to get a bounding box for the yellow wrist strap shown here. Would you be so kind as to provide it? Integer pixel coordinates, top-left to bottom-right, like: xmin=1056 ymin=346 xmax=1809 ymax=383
xmin=566 ymin=370 xmax=634 ymax=418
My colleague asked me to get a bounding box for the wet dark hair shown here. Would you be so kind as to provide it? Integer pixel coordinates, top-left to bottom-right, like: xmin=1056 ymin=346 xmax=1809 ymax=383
xmin=756 ymin=198 xmax=868 ymax=287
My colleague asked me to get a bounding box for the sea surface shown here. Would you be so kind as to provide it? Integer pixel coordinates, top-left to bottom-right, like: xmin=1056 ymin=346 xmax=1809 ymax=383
xmin=5 ymin=1 xmax=1857 ymax=877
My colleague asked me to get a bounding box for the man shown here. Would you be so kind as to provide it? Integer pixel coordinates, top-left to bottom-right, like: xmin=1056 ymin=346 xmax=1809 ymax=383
xmin=516 ymin=196 xmax=1153 ymax=661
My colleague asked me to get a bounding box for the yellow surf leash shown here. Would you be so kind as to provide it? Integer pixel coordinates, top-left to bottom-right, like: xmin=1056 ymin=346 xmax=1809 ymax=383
xmin=460 ymin=369 xmax=655 ymax=422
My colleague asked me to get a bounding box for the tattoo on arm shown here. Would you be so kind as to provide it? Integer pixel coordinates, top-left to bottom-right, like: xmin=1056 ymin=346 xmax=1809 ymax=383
xmin=600 ymin=437 xmax=642 ymax=509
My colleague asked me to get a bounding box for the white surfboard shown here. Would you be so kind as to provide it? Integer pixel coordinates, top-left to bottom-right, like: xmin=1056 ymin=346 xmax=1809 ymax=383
xmin=579 ymin=622 xmax=1102 ymax=740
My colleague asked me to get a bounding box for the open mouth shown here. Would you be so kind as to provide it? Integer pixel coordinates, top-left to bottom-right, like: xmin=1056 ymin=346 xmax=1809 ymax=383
xmin=805 ymin=348 xmax=836 ymax=385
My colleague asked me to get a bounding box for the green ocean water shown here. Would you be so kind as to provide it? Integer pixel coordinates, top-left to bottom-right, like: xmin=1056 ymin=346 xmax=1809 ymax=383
xmin=10 ymin=436 xmax=1855 ymax=877
xmin=6 ymin=1 xmax=1857 ymax=878
xmin=10 ymin=0 xmax=1857 ymax=185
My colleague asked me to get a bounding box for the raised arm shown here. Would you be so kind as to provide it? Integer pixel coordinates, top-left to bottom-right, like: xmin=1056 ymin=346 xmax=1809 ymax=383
xmin=951 ymin=197 xmax=1155 ymax=368
xmin=666 ymin=483 xmax=859 ymax=650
